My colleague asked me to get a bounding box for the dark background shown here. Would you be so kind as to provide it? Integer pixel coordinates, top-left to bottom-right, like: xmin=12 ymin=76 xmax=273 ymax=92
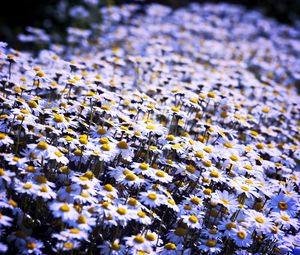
xmin=1 ymin=0 xmax=300 ymax=49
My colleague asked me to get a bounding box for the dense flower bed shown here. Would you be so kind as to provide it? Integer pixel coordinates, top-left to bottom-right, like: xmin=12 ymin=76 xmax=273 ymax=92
xmin=0 ymin=3 xmax=300 ymax=255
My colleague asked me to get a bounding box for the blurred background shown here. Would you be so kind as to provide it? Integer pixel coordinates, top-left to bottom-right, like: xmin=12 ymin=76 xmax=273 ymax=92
xmin=1 ymin=0 xmax=300 ymax=49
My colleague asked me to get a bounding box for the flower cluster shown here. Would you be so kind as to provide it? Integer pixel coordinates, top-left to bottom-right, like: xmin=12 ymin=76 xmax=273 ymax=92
xmin=1 ymin=2 xmax=300 ymax=255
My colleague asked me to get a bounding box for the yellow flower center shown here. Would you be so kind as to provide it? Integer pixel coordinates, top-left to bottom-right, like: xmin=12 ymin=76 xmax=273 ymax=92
xmin=74 ymin=150 xmax=83 ymax=157
xmin=101 ymin=105 xmax=110 ymax=111
xmin=146 ymin=233 xmax=156 ymax=241
xmin=117 ymin=140 xmax=128 ymax=149
xmin=241 ymin=186 xmax=249 ymax=192
xmin=171 ymin=107 xmax=180 ymax=112
xmin=60 ymin=204 xmax=70 ymax=212
xmin=224 ymin=142 xmax=233 ymax=148
xmin=147 ymin=193 xmax=157 ymax=200
xmin=210 ymin=170 xmax=220 ymax=178
xmin=23 ymin=183 xmax=32 ymax=189
xmin=35 ymin=175 xmax=47 ymax=183
xmin=206 ymin=239 xmax=216 ymax=247
xmin=244 ymin=165 xmax=253 ymax=170
xmin=117 ymin=208 xmax=127 ymax=215
xmin=54 ymin=151 xmax=63 ymax=157
xmin=97 ymin=127 xmax=107 ymax=135
xmin=134 ymin=235 xmax=145 ymax=243
xmin=104 ymin=184 xmax=114 ymax=192
xmin=53 ymin=114 xmax=64 ymax=123
xmin=65 ymin=136 xmax=74 ymax=142
xmin=79 ymin=135 xmax=88 ymax=145
xmin=137 ymin=211 xmax=146 ymax=218
xmin=255 ymin=217 xmax=265 ymax=224
xmin=184 ymin=205 xmax=192 ymax=210
xmin=280 ymin=215 xmax=290 ymax=221
xmin=125 ymin=173 xmax=137 ymax=181
xmin=80 ymin=192 xmax=89 ymax=198
xmin=70 ymin=228 xmax=80 ymax=234
xmin=128 ymin=198 xmax=138 ymax=206
xmin=207 ymin=92 xmax=215 ymax=98
xmin=237 ymin=231 xmax=246 ymax=239
xmin=186 ymin=164 xmax=196 ymax=173
xmin=146 ymin=125 xmax=155 ymax=130
xmin=203 ymin=188 xmax=212 ymax=195
xmin=139 ymin=163 xmax=149 ymax=170
xmin=99 ymin=137 xmax=109 ymax=144
xmin=203 ymin=147 xmax=213 ymax=153
xmin=256 ymin=143 xmax=264 ymax=149
xmin=156 ymin=170 xmax=165 ymax=177
xmin=270 ymin=226 xmax=278 ymax=233
xmin=26 ymin=242 xmax=37 ymax=250
xmin=195 ymin=152 xmax=204 ymax=158
xmin=28 ymin=101 xmax=38 ymax=108
xmin=101 ymin=144 xmax=111 ymax=151
xmin=226 ymin=222 xmax=236 ymax=230
xmin=26 ymin=166 xmax=36 ymax=173
xmin=190 ymin=197 xmax=201 ymax=205
xmin=164 ymin=243 xmax=176 ymax=250
xmin=36 ymin=141 xmax=48 ymax=150
xmin=189 ymin=215 xmax=198 ymax=223
xmin=230 ymin=155 xmax=239 ymax=161
xmin=221 ymin=199 xmax=229 ymax=205
xmin=63 ymin=243 xmax=74 ymax=249
xmin=203 ymin=160 xmax=212 ymax=167
xmin=77 ymin=215 xmax=87 ymax=224
xmin=166 ymin=135 xmax=175 ymax=141
xmin=0 ymin=133 xmax=6 ymax=139
xmin=278 ymin=202 xmax=288 ymax=210
xmin=40 ymin=185 xmax=48 ymax=192
xmin=111 ymin=241 xmax=120 ymax=250
xmin=175 ymin=228 xmax=186 ymax=236
xmin=168 ymin=199 xmax=176 ymax=205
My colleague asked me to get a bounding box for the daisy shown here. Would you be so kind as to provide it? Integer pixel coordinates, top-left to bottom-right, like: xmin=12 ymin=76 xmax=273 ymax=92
xmin=0 ymin=133 xmax=13 ymax=146
xmin=232 ymin=226 xmax=252 ymax=247
xmin=14 ymin=180 xmax=39 ymax=196
xmin=48 ymin=149 xmax=69 ymax=164
xmin=116 ymin=169 xmax=145 ymax=188
xmin=114 ymin=140 xmax=134 ymax=160
xmin=198 ymin=239 xmax=222 ymax=254
xmin=218 ymin=219 xmax=237 ymax=238
xmin=124 ymin=234 xmax=152 ymax=253
xmin=98 ymin=239 xmax=126 ymax=255
xmin=268 ymin=192 xmax=298 ymax=216
xmin=47 ymin=113 xmax=70 ymax=129
xmin=50 ymin=202 xmax=79 ymax=222
xmin=36 ymin=184 xmax=57 ymax=200
xmin=26 ymin=141 xmax=56 ymax=159
xmin=133 ymin=210 xmax=152 ymax=225
xmin=181 ymin=214 xmax=202 ymax=229
xmin=166 ymin=227 xmax=187 ymax=244
xmin=0 ymin=168 xmax=15 ymax=186
xmin=232 ymin=180 xmax=259 ymax=199
xmin=131 ymin=162 xmax=156 ymax=177
xmin=54 ymin=241 xmax=81 ymax=252
xmin=211 ymin=190 xmax=239 ymax=214
xmin=58 ymin=228 xmax=88 ymax=241
xmin=270 ymin=211 xmax=299 ymax=230
xmin=113 ymin=205 xmax=136 ymax=227
xmin=139 ymin=191 xmax=164 ymax=208
xmin=150 ymin=169 xmax=173 ymax=183
xmin=0 ymin=212 xmax=13 ymax=227
xmin=244 ymin=210 xmax=272 ymax=234
xmin=157 ymin=242 xmax=179 ymax=254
